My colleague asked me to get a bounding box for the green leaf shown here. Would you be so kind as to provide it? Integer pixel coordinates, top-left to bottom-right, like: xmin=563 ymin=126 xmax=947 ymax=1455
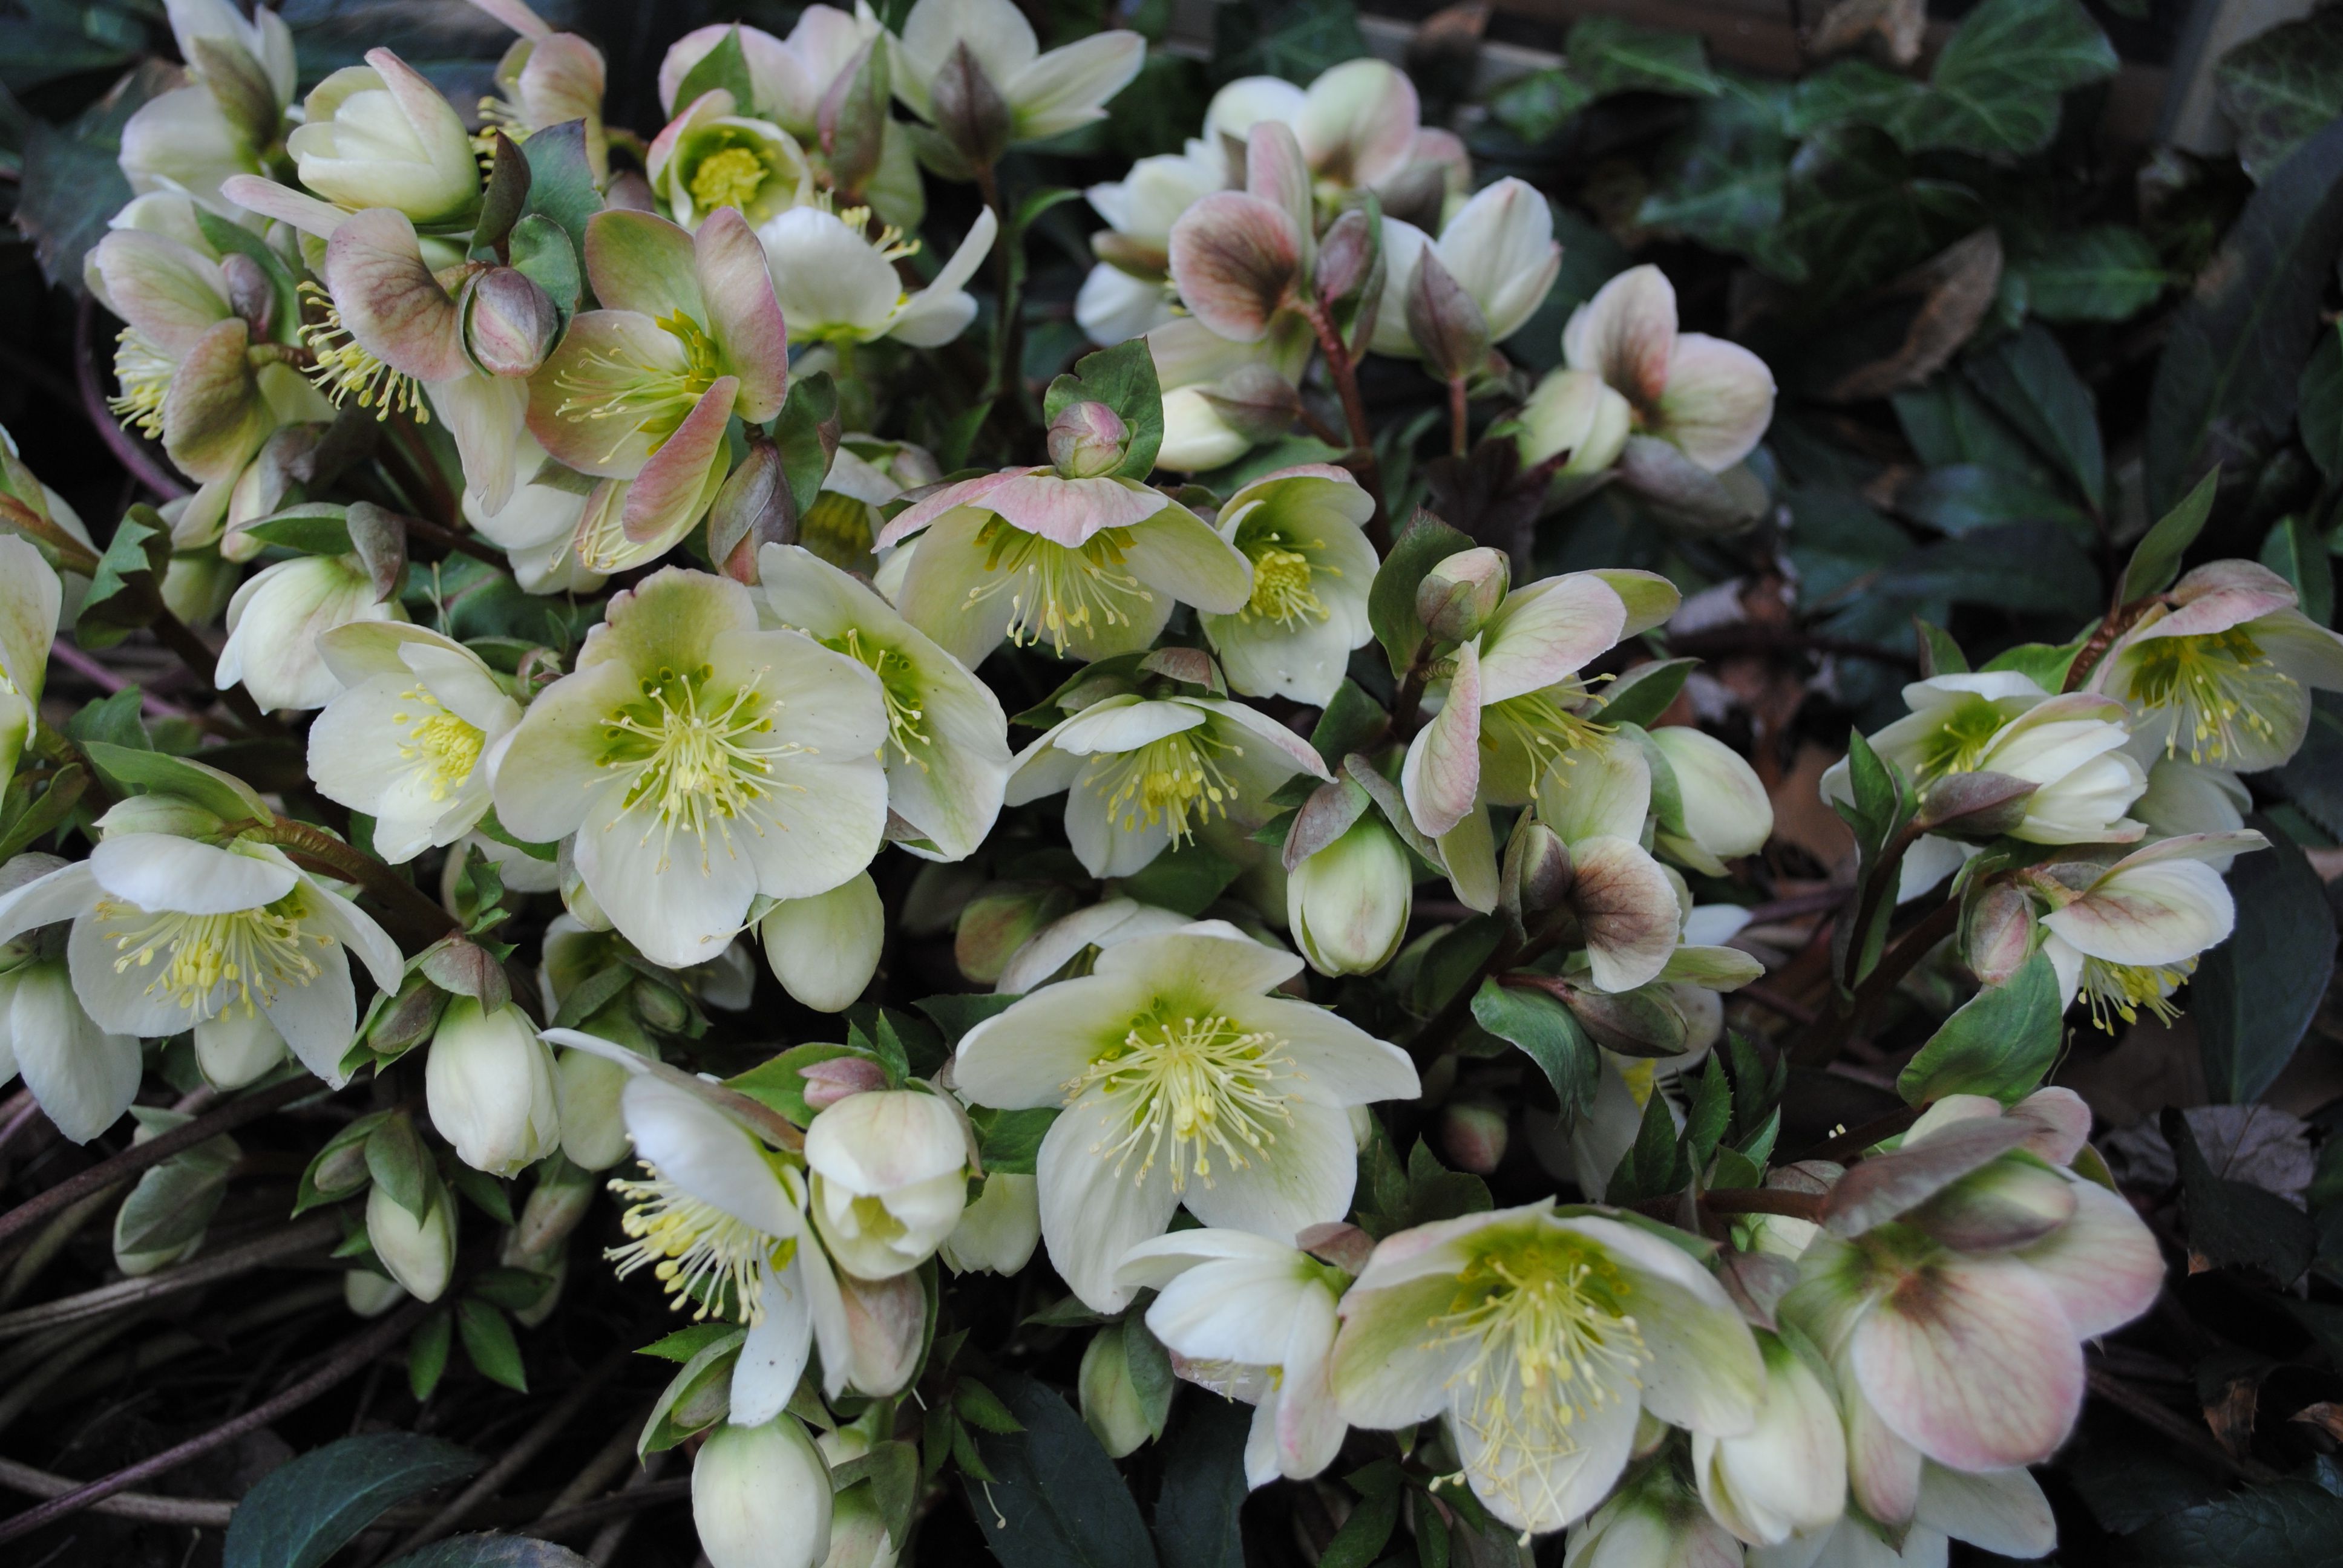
xmin=65 ymin=687 xmax=149 ymax=751
xmin=1979 ymin=635 xmax=2086 ymax=689
xmin=1639 ymin=86 xmax=1794 ymax=268
xmin=828 ymin=1440 xmax=920 ymax=1549
xmin=1114 ymin=840 xmax=1238 ymax=916
xmin=384 ymin=1537 xmax=594 ymax=1568
xmin=1567 ymin=16 xmax=1720 ymax=98
xmin=1788 ymin=60 xmax=1925 ymax=136
xmin=774 ymin=371 xmax=842 ymax=518
xmin=2013 ymin=226 xmax=2169 ymax=322
xmin=2214 ymin=7 xmax=2343 ymax=185
xmin=1123 ymin=1316 xmax=1175 ymax=1439
xmin=674 ymin=25 xmax=753 ymax=111
xmin=1043 ymin=340 xmax=1165 ymax=480
xmin=2146 ymin=116 xmax=2343 ymax=514
xmin=1152 ymin=1397 xmax=1249 ymax=1568
xmin=507 ymin=214 xmax=580 ymax=322
xmin=468 ymin=1266 xmax=551 ymax=1313
xmin=16 ymin=108 xmax=136 ymax=295
xmin=366 ymin=1114 xmax=434 ymax=1220
xmin=972 ymin=1106 xmax=1058 ymax=1174
xmin=960 ymin=1372 xmax=1160 ymax=1568
xmin=1899 ymin=463 xmax=2093 ymax=539
xmin=2302 ymin=324 xmax=2343 ymax=480
xmin=519 ymin=121 xmax=600 ymax=278
xmin=2126 ymin=1478 xmax=2343 ymax=1568
xmin=2260 ymin=514 xmax=2335 ymax=626
xmin=1607 ymin=1087 xmax=1689 ymax=1203
xmin=408 ymin=1310 xmax=451 ymax=1402
xmin=1210 ymin=0 xmax=1368 ymax=88
xmin=914 ymin=991 xmax=1021 ymax=1046
xmin=727 ymin=1042 xmax=874 ymax=1125
xmin=1470 ymin=979 xmax=1596 ymax=1114
xmin=1585 ymin=658 xmax=1696 ymax=728
xmin=1368 ymin=510 xmax=1475 ymax=678
xmin=2273 ymin=691 xmax=2343 ymax=836
xmin=1875 ymin=523 xmax=2101 ymax=620
xmin=1776 ymin=127 xmax=1984 ymax=303
xmin=222 ymin=1432 xmax=479 ymax=1568
xmin=2194 ymin=825 xmax=2336 ymax=1104
xmin=2119 ymin=467 xmax=2221 ymax=603
xmin=80 ymin=740 xmax=275 ymax=824
xmin=636 ymin=1322 xmax=741 ymax=1364
xmin=1887 ymin=0 xmax=2116 ymax=157
xmin=195 ymin=207 xmax=304 ymax=341
xmin=1487 ymin=68 xmax=1593 ymax=143
xmin=1963 ymin=325 xmax=2104 ymax=511
xmin=954 ymin=1377 xmax=1026 ymax=1434
xmin=1307 ymin=679 xmax=1388 ymax=766
xmin=456 ymin=1298 xmax=528 ymax=1393
xmin=1316 ymin=1466 xmax=1402 ymax=1568
xmin=74 ymin=505 xmax=170 ymax=650
xmin=1897 ymin=950 xmax=2063 ymax=1105
xmin=0 ymin=764 xmax=87 ymax=864
xmin=1683 ymin=1054 xmax=1731 ymax=1172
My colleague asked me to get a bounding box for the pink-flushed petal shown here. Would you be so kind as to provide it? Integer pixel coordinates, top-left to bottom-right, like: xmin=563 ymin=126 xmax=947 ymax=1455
xmin=1245 ymin=121 xmax=1314 ymax=256
xmin=221 ymin=174 xmax=348 ymax=240
xmin=2039 ymin=857 xmax=2232 ymax=969
xmin=364 ymin=48 xmax=479 ymax=211
xmin=1189 ymin=697 xmax=1334 ymax=783
xmin=1568 ymin=835 xmax=1681 ymax=994
xmin=623 ymin=377 xmax=736 ymax=542
xmin=2010 ymin=1088 xmax=2092 ymax=1166
xmin=1656 ymin=333 xmax=1775 ymax=473
xmin=525 ymin=311 xmax=683 ymax=478
xmin=1167 ymin=192 xmax=1302 ymax=345
xmin=874 ymin=467 xmax=1038 ymax=549
xmin=1842 ymin=1374 xmax=1926 ymax=1527
xmin=984 ymin=473 xmax=1168 ymax=547
xmin=1476 ymin=573 xmax=1630 ymax=705
xmin=1562 ymin=264 xmax=1677 ymax=409
xmin=92 ymin=230 xmax=228 ymax=356
xmin=2016 ymin=1177 xmax=2164 ymax=1339
xmin=520 ymin=33 xmax=606 ymax=128
xmin=1401 ymin=636 xmax=1481 ymax=839
xmin=2168 ymin=558 xmax=2295 ymax=609
xmin=585 ymin=207 xmax=706 ymax=324
xmin=695 ymin=207 xmax=789 ymax=422
xmin=323 ymin=207 xmax=469 ymax=382
xmin=1851 ymin=1253 xmax=2084 ymax=1470
xmin=2128 ymin=579 xmax=2298 ymax=644
xmin=1294 ymin=57 xmax=1420 ymax=191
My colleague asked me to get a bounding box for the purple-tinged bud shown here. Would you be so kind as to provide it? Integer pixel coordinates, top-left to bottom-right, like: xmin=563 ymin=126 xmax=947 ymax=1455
xmin=221 ymin=252 xmax=274 ymax=337
xmin=464 ymin=266 xmax=559 ymax=377
xmin=1415 ymin=546 xmax=1509 ymax=641
xmin=931 ymin=40 xmax=1012 ymax=168
xmin=1406 ymin=246 xmax=1492 ymax=383
xmin=1504 ymin=821 xmax=1573 ymax=921
xmin=1047 ymin=400 xmax=1131 ymax=479
xmin=801 ymin=1055 xmax=890 ymax=1110
xmin=1314 ymin=207 xmax=1376 ymax=305
xmin=1962 ymin=881 xmax=2038 ymax=987
xmin=1440 ymin=1096 xmax=1510 ymax=1175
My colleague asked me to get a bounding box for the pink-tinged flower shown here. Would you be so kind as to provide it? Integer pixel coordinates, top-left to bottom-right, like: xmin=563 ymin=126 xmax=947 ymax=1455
xmin=2027 ymin=829 xmax=2266 ymax=1030
xmin=646 ymin=88 xmax=816 ymax=232
xmin=1564 ymin=266 xmax=1775 ymax=474
xmin=1372 ymin=177 xmax=1561 ymax=363
xmin=874 ymin=462 xmax=1250 ymax=670
xmin=1199 ymin=465 xmax=1378 ymax=704
xmin=285 ymin=50 xmax=480 ymax=226
xmin=1167 ymin=122 xmax=1317 ymax=345
xmin=528 ymin=207 xmax=790 ymax=570
xmin=1783 ymin=1089 xmax=2164 ymax=1515
xmin=891 ymin=0 xmax=1144 ymax=159
xmin=2087 ymin=558 xmax=2343 ymax=771
xmin=1076 ymin=150 xmax=1225 ymax=345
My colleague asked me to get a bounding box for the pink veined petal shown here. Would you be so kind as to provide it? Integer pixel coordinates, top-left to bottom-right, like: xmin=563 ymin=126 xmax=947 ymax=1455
xmin=695 ymin=207 xmax=790 ymax=423
xmin=1244 ymin=121 xmax=1314 ymax=254
xmin=2015 ymin=1177 xmax=2164 ymax=1339
xmin=584 ymin=207 xmax=706 ymax=324
xmin=2039 ymin=857 xmax=2232 ymax=968
xmin=1850 ymin=1252 xmax=2085 ymax=1471
xmin=983 ymin=474 xmax=1168 ymax=547
xmin=1656 ymin=333 xmax=1775 ymax=472
xmin=622 ymin=378 xmax=736 ymax=542
xmin=873 ymin=466 xmax=1038 ymax=549
xmin=1167 ymin=192 xmax=1302 ymax=345
xmin=1567 ymin=835 xmax=1682 ymax=994
xmin=2009 ymin=1087 xmax=2092 ymax=1166
xmin=323 ymin=208 xmax=469 ymax=382
xmin=1401 ymin=636 xmax=1482 ymax=839
xmin=1562 ymin=264 xmax=1676 ymax=408
xmin=1476 ymin=573 xmax=1630 ymax=704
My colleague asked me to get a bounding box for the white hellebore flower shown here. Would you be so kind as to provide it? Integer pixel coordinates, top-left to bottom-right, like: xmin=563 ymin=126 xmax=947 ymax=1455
xmin=1692 ymin=1330 xmax=1848 ymax=1546
xmin=369 ymin=1178 xmax=456 ymax=1301
xmin=1563 ymin=264 xmax=1776 ymax=474
xmin=1076 ymin=149 xmax=1223 ymax=345
xmin=891 ymin=0 xmax=1144 ymax=154
xmin=216 ymin=553 xmax=407 ymax=714
xmin=1198 ymin=465 xmax=1378 ymax=705
xmin=1646 ymin=725 xmax=1774 ymax=876
xmin=1372 ymin=177 xmax=1561 ymax=362
xmin=692 ymin=1414 xmax=834 ymax=1568
xmin=761 ymin=874 xmax=885 ymax=1014
xmin=1329 ymin=1200 xmax=1765 ymax=1537
xmin=1008 ymin=690 xmax=1331 ymax=878
xmin=1117 ymin=1229 xmax=1349 ymax=1487
xmin=954 ymin=923 xmax=1418 ymax=1311
xmin=2033 ymin=829 xmax=2264 ymax=1029
xmin=760 ymin=541 xmax=1012 ymax=861
xmin=0 ymin=803 xmax=405 ymax=1088
xmin=308 ymin=624 xmax=523 ymax=863
xmin=759 ymin=204 xmax=998 ymax=347
xmin=0 ymin=907 xmax=142 ymax=1144
xmin=491 ymin=567 xmax=890 ymax=969
xmin=425 ymin=997 xmax=562 ymax=1177
xmin=285 ymin=50 xmax=480 ymax=225
xmin=802 ymin=1088 xmax=971 ymax=1278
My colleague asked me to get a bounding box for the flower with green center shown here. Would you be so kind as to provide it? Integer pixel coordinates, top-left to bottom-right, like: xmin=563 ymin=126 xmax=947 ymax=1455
xmin=877 ymin=464 xmax=1251 ymax=670
xmin=2025 ymin=829 xmax=2266 ymax=1031
xmin=215 ymin=553 xmax=407 ymax=714
xmin=307 ymin=624 xmax=524 ymax=864
xmin=529 ymin=207 xmax=792 ymax=572
xmin=647 ymin=89 xmax=816 ymax=230
xmin=0 ymin=795 xmax=405 ymax=1089
xmin=759 ymin=200 xmax=997 ymax=348
xmin=491 ymin=568 xmax=890 ymax=969
xmin=1329 ymin=1200 xmax=1763 ymax=1537
xmin=801 ymin=1088 xmax=971 ymax=1278
xmin=2088 ymin=559 xmax=2343 ymax=771
xmin=759 ymin=542 xmax=1011 ymax=862
xmin=1008 ymin=690 xmax=1331 ymax=878
xmin=1196 ymin=465 xmax=1378 ymax=705
xmin=954 ymin=923 xmax=1417 ymax=1310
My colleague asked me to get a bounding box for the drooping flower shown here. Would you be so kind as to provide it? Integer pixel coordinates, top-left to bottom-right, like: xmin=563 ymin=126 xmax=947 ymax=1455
xmin=1007 ymin=688 xmax=1331 ymax=878
xmin=2088 ymin=558 xmax=2343 ymax=771
xmin=1147 ymin=315 xmax=1315 ymax=473
xmin=1167 ymin=122 xmax=1317 ymax=348
xmin=286 ymin=50 xmax=482 ymax=226
xmin=1329 ymin=1200 xmax=1765 ymax=1536
xmin=490 ymin=568 xmax=890 ymax=969
xmin=759 ymin=543 xmax=1011 ymax=861
xmin=528 ymin=207 xmax=791 ymax=570
xmin=215 ymin=552 xmax=407 ymax=714
xmin=890 ymin=0 xmax=1144 ymax=165
xmin=1117 ymin=1228 xmax=1349 ymax=1486
xmin=1564 ymin=265 xmax=1776 ymax=474
xmin=1646 ymin=725 xmax=1775 ymax=876
xmin=1691 ymin=1328 xmax=1847 ymax=1546
xmin=426 ymin=996 xmax=563 ymax=1177
xmin=1196 ymin=465 xmax=1378 ymax=705
xmin=953 ymin=923 xmax=1418 ymax=1310
xmin=0 ymin=537 xmax=60 ymax=790
xmin=0 ymin=855 xmax=142 ymax=1145
xmin=307 ymin=623 xmax=523 ymax=863
xmin=2027 ymin=829 xmax=2265 ymax=1030
xmin=1371 ymin=177 xmax=1561 ymax=365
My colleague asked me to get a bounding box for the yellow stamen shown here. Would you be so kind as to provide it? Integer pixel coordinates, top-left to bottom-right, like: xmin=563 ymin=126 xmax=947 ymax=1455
xmin=1089 ymin=724 xmax=1242 ymax=844
xmin=393 ymin=687 xmax=486 ymax=802
xmin=554 ymin=309 xmax=724 ymax=462
xmin=689 ymin=146 xmax=770 ymax=214
xmin=2079 ymin=953 xmax=2193 ymax=1031
xmin=300 ymin=283 xmax=431 ymax=423
xmin=98 ymin=893 xmax=328 ymax=1019
xmin=2124 ymin=626 xmax=2292 ymax=764
xmin=599 ymin=662 xmax=806 ymax=873
xmin=608 ymin=1162 xmax=792 ymax=1322
xmin=108 ymin=328 xmax=176 ymax=439
xmin=1064 ymin=1013 xmax=1298 ymax=1192
xmin=823 ymin=627 xmax=929 ymax=767
xmin=1480 ymin=684 xmax=1612 ymax=794
xmin=1242 ymin=546 xmax=1331 ymax=627
xmin=964 ymin=518 xmax=1155 ymax=655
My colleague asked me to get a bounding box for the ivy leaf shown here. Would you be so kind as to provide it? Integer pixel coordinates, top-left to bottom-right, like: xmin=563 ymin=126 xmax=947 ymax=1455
xmin=2013 ymin=226 xmax=2169 ymax=322
xmin=1488 ymin=69 xmax=1593 ymax=143
xmin=1886 ymin=0 xmax=2117 ymax=157
xmin=1567 ymin=16 xmax=1720 ymax=98
xmin=2214 ymin=7 xmax=2343 ymax=185
xmin=222 ymin=1433 xmax=479 ymax=1568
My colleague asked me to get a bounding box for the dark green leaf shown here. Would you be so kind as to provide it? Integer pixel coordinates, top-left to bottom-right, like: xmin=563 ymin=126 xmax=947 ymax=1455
xmin=1586 ymin=659 xmax=1696 ymax=727
xmin=408 ymin=1310 xmax=451 ymax=1402
xmin=914 ymin=991 xmax=1022 ymax=1046
xmin=468 ymin=1267 xmax=551 ymax=1313
xmin=1684 ymin=1053 xmax=1732 ymax=1172
xmin=508 ymin=214 xmax=580 ymax=321
xmin=2273 ymin=691 xmax=2343 ymax=835
xmin=2301 ymin=324 xmax=2343 ymax=480
xmin=519 ymin=122 xmax=600 ymax=276
xmin=1114 ymin=841 xmax=1238 ymax=916
xmin=1777 ymin=127 xmax=1984 ymax=302
xmin=1638 ymin=86 xmax=1794 ymax=269
xmin=1043 ymin=340 xmax=1164 ymax=480
xmin=1875 ymin=523 xmax=2101 ymax=619
xmin=222 ymin=1433 xmax=479 ymax=1568
xmin=1899 ymin=463 xmax=2092 ymax=539
xmin=728 ymin=1043 xmax=874 ymax=1126
xmin=1315 ymin=1471 xmax=1401 ymax=1568
xmin=1607 ymin=1086 xmax=1689 ymax=1203
xmin=1308 ymin=678 xmax=1388 ymax=765
xmin=2013 ymin=226 xmax=2169 ymax=321
xmin=2215 ymin=7 xmax=2343 ymax=185
xmin=16 ymin=108 xmax=136 ymax=295
xmin=1124 ymin=1316 xmax=1175 ymax=1439
xmin=1567 ymin=16 xmax=1720 ymax=98
xmin=1897 ymin=950 xmax=2063 ymax=1105
xmin=955 ymin=1377 xmax=1026 ymax=1434
xmin=1368 ymin=511 xmax=1474 ymax=678
xmin=1963 ymin=325 xmax=2104 ymax=511
xmin=2146 ymin=116 xmax=2343 ymax=514
xmin=2194 ymin=824 xmax=2335 ymax=1104
xmin=636 ymin=1322 xmax=740 ymax=1364
xmin=1887 ymin=0 xmax=2116 ymax=156
xmin=0 ymin=765 xmax=87 ymax=863
xmin=2259 ymin=514 xmax=2334 ymax=626
xmin=2127 ymin=1478 xmax=2343 ymax=1568
xmin=960 ymin=1372 xmax=1160 ymax=1568
xmin=2170 ymin=1107 xmax=2315 ymax=1282
xmin=973 ymin=1106 xmax=1058 ymax=1174
xmin=1488 ymin=68 xmax=1593 ymax=143
xmin=1470 ymin=979 xmax=1596 ymax=1114
xmin=829 ymin=1440 xmax=920 ymax=1549
xmin=472 ymin=133 xmax=532 ymax=256
xmin=65 ymin=687 xmax=149 ymax=751
xmin=1788 ymin=60 xmax=1924 ymax=137
xmin=1786 ymin=486 xmax=1912 ymax=609
xmin=1152 ymin=1397 xmax=1250 ymax=1568
xmin=1210 ymin=0 xmax=1368 ymax=87
xmin=366 ymin=1114 xmax=434 ymax=1220
xmin=385 ymin=1537 xmax=592 ymax=1568
xmin=2120 ymin=468 xmax=2223 ymax=604
xmin=75 ymin=505 xmax=170 ymax=650
xmin=447 ymin=1165 xmax=514 ymax=1227
xmin=775 ymin=371 xmax=842 ymax=518
xmin=456 ymin=1298 xmax=528 ymax=1393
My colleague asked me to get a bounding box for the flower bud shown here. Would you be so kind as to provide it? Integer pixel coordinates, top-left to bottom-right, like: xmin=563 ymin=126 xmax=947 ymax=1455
xmin=692 ymin=1416 xmax=834 ymax=1568
xmin=1079 ymin=1324 xmax=1153 ymax=1458
xmin=216 ymin=553 xmax=405 ymax=714
xmin=220 ymin=252 xmax=274 ymax=337
xmin=1405 ymin=247 xmax=1491 ymax=383
xmin=939 ymin=1171 xmax=1040 ymax=1275
xmin=1518 ymin=367 xmax=1631 ymax=477
xmin=289 ymin=50 xmax=480 ymax=224
xmin=930 ymin=41 xmax=1012 ymax=168
xmin=632 ymin=975 xmax=691 ymax=1033
xmin=425 ymin=997 xmax=562 ymax=1178
xmin=369 ymin=970 xmax=448 ymax=1055
xmin=1313 ymin=207 xmax=1377 ymax=305
xmin=802 ymin=1054 xmax=891 ymax=1111
xmin=761 ymin=874 xmax=885 ymax=1013
xmin=1504 ymin=821 xmax=1573 ymax=921
xmin=367 ymin=1180 xmax=455 ymax=1303
xmin=1961 ymin=883 xmax=2037 ymax=987
xmin=1648 ymin=727 xmax=1773 ymax=874
xmin=1046 ymin=400 xmax=1131 ymax=479
xmin=816 ymin=1428 xmax=902 ymax=1568
xmin=1438 ymin=1096 xmax=1509 ymax=1174
xmin=344 ymin=1269 xmax=407 ymax=1318
xmin=1692 ymin=1331 xmax=1847 ymax=1546
xmin=1415 ymin=547 xmax=1509 ymax=642
xmin=557 ymin=1045 xmax=637 ymax=1171
xmin=954 ymin=883 xmax=1075 ymax=985
xmin=464 ymin=267 xmax=559 ymax=377
xmin=1194 ymin=365 xmax=1302 ymax=445
xmin=1288 ymin=814 xmax=1412 ymax=977
xmin=804 ymin=1089 xmax=970 ymax=1278
xmin=193 ymin=1010 xmax=287 ymax=1089
xmin=836 ymin=1269 xmax=926 ymax=1397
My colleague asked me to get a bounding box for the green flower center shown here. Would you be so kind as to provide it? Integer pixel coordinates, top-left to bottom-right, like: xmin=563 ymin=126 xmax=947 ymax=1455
xmin=1912 ymin=695 xmax=2010 ymax=780
xmin=822 ymin=627 xmax=929 ymax=766
xmin=2123 ymin=626 xmax=2291 ymax=763
xmin=689 ymin=146 xmax=772 ymax=214
xmin=555 ymin=309 xmax=726 ymax=461
xmin=1090 ymin=724 xmax=1243 ymax=844
xmin=1480 ymin=685 xmax=1611 ymax=795
xmin=966 ymin=517 xmax=1155 ymax=656
xmin=600 ymin=663 xmax=801 ymax=871
xmin=393 ymin=685 xmax=485 ymax=802
xmin=798 ymin=490 xmax=877 ymax=568
xmin=1064 ymin=1011 xmax=1296 ymax=1193
xmin=99 ymin=892 xmax=327 ymax=1017
xmin=1242 ymin=545 xmax=1330 ymax=627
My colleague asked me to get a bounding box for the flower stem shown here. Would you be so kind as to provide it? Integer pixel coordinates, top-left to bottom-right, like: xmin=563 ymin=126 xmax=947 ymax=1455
xmin=1697 ymin=1186 xmax=1829 ymax=1223
xmin=239 ymin=817 xmax=459 ymax=949
xmin=1447 ymin=374 xmax=1470 ymax=459
xmin=972 ymin=160 xmax=1023 ymax=420
xmin=1301 ymin=300 xmax=1389 ymax=550
xmin=1793 ymin=893 xmax=1962 ymax=1068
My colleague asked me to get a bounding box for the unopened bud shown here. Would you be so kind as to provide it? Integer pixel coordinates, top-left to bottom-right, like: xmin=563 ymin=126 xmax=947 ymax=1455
xmin=465 ymin=266 xmax=559 ymax=377
xmin=1562 ymin=982 xmax=1691 ymax=1056
xmin=931 ymin=40 xmax=1012 ymax=168
xmin=1405 ymin=247 xmax=1490 ymax=382
xmin=692 ymin=1417 xmax=833 ymax=1568
xmin=1047 ymin=400 xmax=1131 ymax=479
xmin=345 ymin=1269 xmax=407 ymax=1318
xmin=370 ymin=976 xmax=448 ymax=1057
xmin=633 ymin=975 xmax=690 ymax=1033
xmin=836 ymin=1268 xmax=925 ymax=1396
xmin=221 ymin=252 xmax=274 ymax=337
xmin=761 ymin=873 xmax=884 ymax=1013
xmin=425 ymin=997 xmax=562 ymax=1177
xmin=1415 ymin=547 xmax=1509 ymax=641
xmin=955 ymin=883 xmax=1076 ymax=985
xmin=1314 ymin=207 xmax=1376 ymax=304
xmin=801 ymin=1054 xmax=890 ymax=1109
xmin=1962 ymin=883 xmax=2037 ymax=987
xmin=1505 ymin=822 xmax=1574 ymax=918
xmin=1439 ymin=1096 xmax=1509 ymax=1174
xmin=1080 ymin=1324 xmax=1154 ymax=1458
xmin=556 ymin=1046 xmax=635 ymax=1171
xmin=367 ymin=1179 xmax=456 ymax=1302
xmin=1288 ymin=813 xmax=1411 ymax=978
